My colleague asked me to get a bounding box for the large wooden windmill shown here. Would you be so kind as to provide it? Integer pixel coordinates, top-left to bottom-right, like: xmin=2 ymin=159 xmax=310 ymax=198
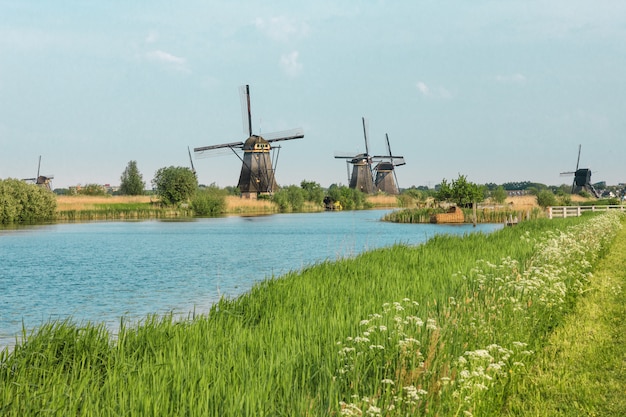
xmin=373 ymin=134 xmax=405 ymax=195
xmin=194 ymin=85 xmax=304 ymax=199
xmin=335 ymin=118 xmax=376 ymax=194
xmin=559 ymin=144 xmax=600 ymax=197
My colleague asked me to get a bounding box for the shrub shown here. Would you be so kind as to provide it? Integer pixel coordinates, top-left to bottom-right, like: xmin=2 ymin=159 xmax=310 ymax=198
xmin=191 ymin=186 xmax=226 ymax=216
xmin=536 ymin=189 xmax=558 ymax=208
xmin=272 ymin=185 xmax=306 ymax=212
xmin=0 ymin=179 xmax=57 ymax=223
xmin=152 ymin=166 xmax=198 ymax=206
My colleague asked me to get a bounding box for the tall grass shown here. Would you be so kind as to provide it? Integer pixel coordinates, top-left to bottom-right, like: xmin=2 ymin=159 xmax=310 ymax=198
xmin=383 ymin=206 xmax=545 ymax=224
xmin=1 ymin=212 xmax=622 ymax=416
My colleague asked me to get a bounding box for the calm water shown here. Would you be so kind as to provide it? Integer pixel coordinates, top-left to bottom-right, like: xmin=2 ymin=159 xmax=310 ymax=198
xmin=0 ymin=210 xmax=502 ymax=347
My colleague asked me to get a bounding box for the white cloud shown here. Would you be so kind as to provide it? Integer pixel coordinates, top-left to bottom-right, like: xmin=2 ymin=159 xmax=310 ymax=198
xmin=146 ymin=50 xmax=189 ymax=72
xmin=495 ymin=73 xmax=527 ymax=84
xmin=280 ymin=51 xmax=303 ymax=77
xmin=416 ymin=81 xmax=451 ymax=99
xmin=255 ymin=16 xmax=309 ymax=42
xmin=416 ymin=81 xmax=430 ymax=96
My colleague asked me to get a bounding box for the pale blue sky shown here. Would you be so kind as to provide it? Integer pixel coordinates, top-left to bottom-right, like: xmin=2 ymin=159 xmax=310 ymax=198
xmin=1 ymin=1 xmax=625 ymax=189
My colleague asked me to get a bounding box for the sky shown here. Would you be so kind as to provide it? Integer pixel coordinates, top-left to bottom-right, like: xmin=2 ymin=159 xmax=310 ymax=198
xmin=1 ymin=1 xmax=625 ymax=190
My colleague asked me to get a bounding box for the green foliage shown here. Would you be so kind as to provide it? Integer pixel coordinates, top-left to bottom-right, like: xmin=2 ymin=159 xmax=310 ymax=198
xmin=78 ymin=183 xmax=108 ymax=196
xmin=491 ymin=186 xmax=508 ymax=204
xmin=0 ymin=178 xmax=57 ymax=223
xmin=435 ymin=174 xmax=484 ymax=207
xmin=300 ymin=180 xmax=325 ymax=205
xmin=191 ymin=185 xmax=226 ymax=216
xmin=223 ymin=185 xmax=240 ymax=196
xmin=272 ymin=185 xmax=306 ymax=212
xmin=578 ymin=190 xmax=591 ymax=199
xmin=119 ymin=160 xmax=145 ymax=195
xmin=152 ymin=166 xmax=198 ymax=206
xmin=327 ymin=184 xmax=370 ymax=210
xmin=536 ymin=189 xmax=558 ymax=208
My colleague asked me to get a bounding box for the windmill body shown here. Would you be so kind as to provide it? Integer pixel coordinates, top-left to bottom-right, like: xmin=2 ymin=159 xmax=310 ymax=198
xmin=237 ymin=135 xmax=278 ymax=195
xmin=347 ymin=154 xmax=375 ymax=193
xmin=373 ymin=134 xmax=405 ymax=195
xmin=335 ymin=117 xmax=376 ymax=194
xmin=194 ymin=85 xmax=303 ymax=199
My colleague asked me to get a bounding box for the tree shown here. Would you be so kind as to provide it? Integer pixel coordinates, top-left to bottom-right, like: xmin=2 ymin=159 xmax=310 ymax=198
xmin=300 ymin=180 xmax=325 ymax=206
xmin=152 ymin=166 xmax=198 ymax=206
xmin=536 ymin=189 xmax=558 ymax=208
xmin=120 ymin=160 xmax=145 ymax=195
xmin=435 ymin=174 xmax=483 ymax=207
xmin=490 ymin=186 xmax=508 ymax=204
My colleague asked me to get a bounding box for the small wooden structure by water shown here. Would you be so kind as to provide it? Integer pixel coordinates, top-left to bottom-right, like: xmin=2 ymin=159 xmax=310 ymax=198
xmin=430 ymin=206 xmax=465 ymax=224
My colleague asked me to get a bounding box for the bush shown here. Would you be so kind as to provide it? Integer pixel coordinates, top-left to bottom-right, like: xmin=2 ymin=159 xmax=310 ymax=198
xmin=152 ymin=166 xmax=198 ymax=206
xmin=536 ymin=189 xmax=558 ymax=208
xmin=191 ymin=186 xmax=226 ymax=216
xmin=272 ymin=185 xmax=306 ymax=212
xmin=327 ymin=185 xmax=370 ymax=210
xmin=78 ymin=184 xmax=108 ymax=196
xmin=0 ymin=178 xmax=57 ymax=223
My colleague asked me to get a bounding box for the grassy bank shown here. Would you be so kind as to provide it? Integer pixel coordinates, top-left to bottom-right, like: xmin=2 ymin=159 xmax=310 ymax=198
xmin=1 ymin=212 xmax=622 ymax=416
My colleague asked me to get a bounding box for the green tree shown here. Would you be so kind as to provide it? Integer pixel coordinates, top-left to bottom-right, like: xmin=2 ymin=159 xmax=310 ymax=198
xmin=152 ymin=166 xmax=198 ymax=206
xmin=78 ymin=183 xmax=108 ymax=196
xmin=120 ymin=160 xmax=145 ymax=195
xmin=491 ymin=186 xmax=508 ymax=204
xmin=327 ymin=184 xmax=369 ymax=210
xmin=300 ymin=180 xmax=325 ymax=206
xmin=435 ymin=174 xmax=483 ymax=207
xmin=536 ymin=189 xmax=558 ymax=208
xmin=272 ymin=185 xmax=306 ymax=212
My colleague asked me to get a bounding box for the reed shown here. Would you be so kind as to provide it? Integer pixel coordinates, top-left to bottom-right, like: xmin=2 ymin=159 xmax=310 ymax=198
xmin=1 ymin=212 xmax=622 ymax=416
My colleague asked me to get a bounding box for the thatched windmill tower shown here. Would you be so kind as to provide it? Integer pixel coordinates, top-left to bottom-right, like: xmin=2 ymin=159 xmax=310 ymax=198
xmin=335 ymin=117 xmax=376 ymax=194
xmin=373 ymin=134 xmax=405 ymax=195
xmin=194 ymin=85 xmax=304 ymax=199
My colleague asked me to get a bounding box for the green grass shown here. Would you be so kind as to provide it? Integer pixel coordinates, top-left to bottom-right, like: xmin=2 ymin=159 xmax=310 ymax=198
xmin=502 ymin=215 xmax=626 ymax=416
xmin=1 ymin=213 xmax=623 ymax=416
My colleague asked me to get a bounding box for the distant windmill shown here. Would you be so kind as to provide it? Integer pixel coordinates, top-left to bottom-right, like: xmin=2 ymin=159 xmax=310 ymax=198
xmin=560 ymin=144 xmax=600 ymax=197
xmin=194 ymin=85 xmax=304 ymax=198
xmin=373 ymin=134 xmax=406 ymax=195
xmin=334 ymin=117 xmax=376 ymax=194
xmin=22 ymin=155 xmax=54 ymax=191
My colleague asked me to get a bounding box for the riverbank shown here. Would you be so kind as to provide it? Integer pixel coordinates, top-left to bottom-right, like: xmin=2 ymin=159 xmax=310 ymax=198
xmin=2 ymin=212 xmax=622 ymax=415
xmin=54 ymin=194 xmax=398 ymax=219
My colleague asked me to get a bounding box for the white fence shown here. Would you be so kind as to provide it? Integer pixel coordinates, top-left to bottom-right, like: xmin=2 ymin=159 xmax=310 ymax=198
xmin=547 ymin=205 xmax=626 ymax=219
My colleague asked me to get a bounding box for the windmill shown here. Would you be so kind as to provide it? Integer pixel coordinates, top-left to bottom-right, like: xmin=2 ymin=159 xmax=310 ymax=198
xmin=22 ymin=155 xmax=54 ymax=191
xmin=334 ymin=117 xmax=376 ymax=194
xmin=373 ymin=134 xmax=406 ymax=195
xmin=560 ymin=144 xmax=600 ymax=197
xmin=194 ymin=85 xmax=304 ymax=198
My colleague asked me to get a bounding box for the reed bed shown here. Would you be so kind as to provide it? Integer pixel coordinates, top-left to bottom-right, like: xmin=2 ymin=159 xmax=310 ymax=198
xmin=383 ymin=206 xmax=545 ymax=224
xmin=1 ymin=212 xmax=622 ymax=416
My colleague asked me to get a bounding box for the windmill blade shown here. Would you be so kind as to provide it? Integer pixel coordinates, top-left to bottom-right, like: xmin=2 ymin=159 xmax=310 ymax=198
xmin=335 ymin=152 xmax=357 ymax=159
xmin=560 ymin=171 xmax=575 ymax=176
xmin=194 ymin=141 xmax=244 ymax=153
xmin=240 ymin=84 xmax=252 ymax=137
xmin=187 ymin=146 xmax=196 ymax=174
xmin=575 ymin=144 xmax=581 ymax=171
xmin=37 ymin=155 xmax=42 ymax=178
xmin=362 ymin=117 xmax=370 ymax=156
xmin=264 ymin=127 xmax=304 ymax=143
xmin=385 ymin=134 xmax=393 ymax=157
